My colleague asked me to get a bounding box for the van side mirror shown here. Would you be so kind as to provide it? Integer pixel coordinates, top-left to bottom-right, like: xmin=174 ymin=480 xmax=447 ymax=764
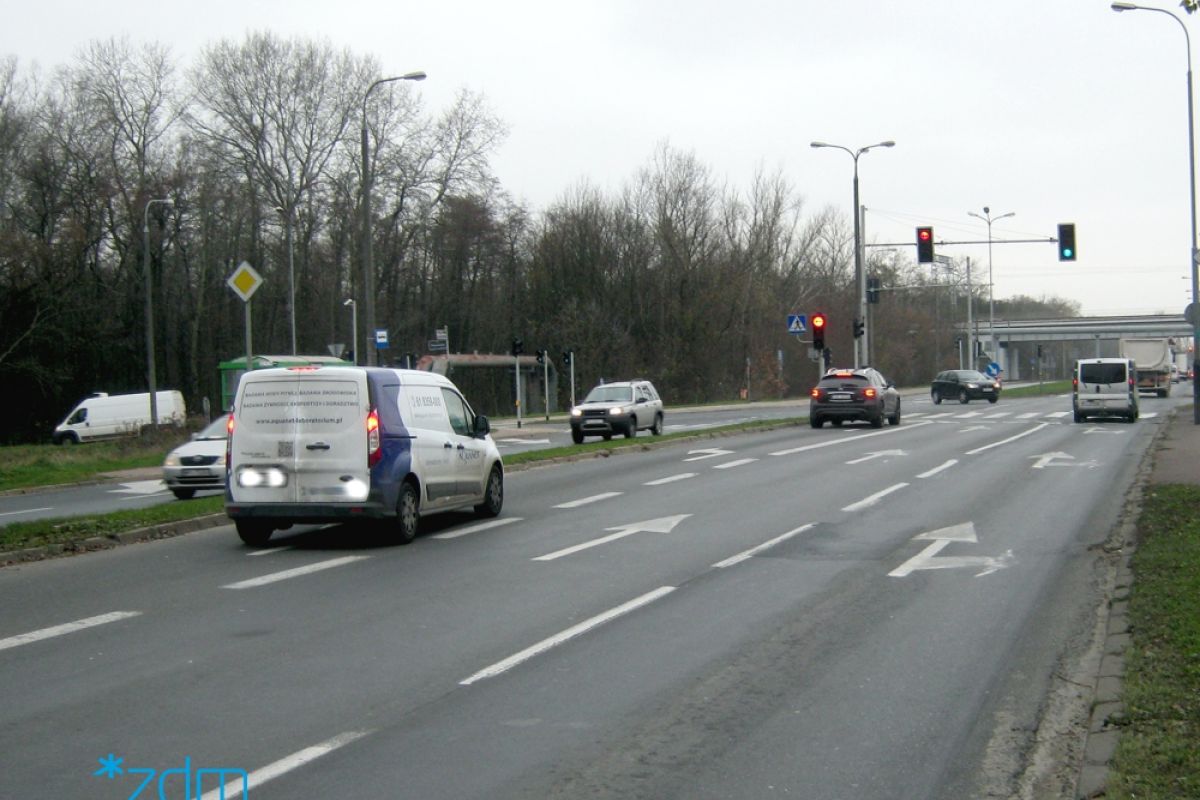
xmin=473 ymin=415 xmax=491 ymax=437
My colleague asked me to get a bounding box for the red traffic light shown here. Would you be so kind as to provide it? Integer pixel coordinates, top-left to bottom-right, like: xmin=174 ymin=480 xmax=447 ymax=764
xmin=812 ymin=313 xmax=826 ymax=329
xmin=918 ymin=228 xmax=931 ymax=242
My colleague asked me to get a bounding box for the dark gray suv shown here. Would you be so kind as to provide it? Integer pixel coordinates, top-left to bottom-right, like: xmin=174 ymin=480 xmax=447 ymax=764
xmin=570 ymin=380 xmax=664 ymax=443
xmin=809 ymin=368 xmax=901 ymax=429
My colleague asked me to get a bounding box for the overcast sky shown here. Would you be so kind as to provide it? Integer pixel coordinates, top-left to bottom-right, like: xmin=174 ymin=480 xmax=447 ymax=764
xmin=7 ymin=0 xmax=1198 ymax=316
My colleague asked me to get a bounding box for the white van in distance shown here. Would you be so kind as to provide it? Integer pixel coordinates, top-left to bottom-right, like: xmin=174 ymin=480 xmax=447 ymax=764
xmin=53 ymin=390 xmax=186 ymax=444
xmin=224 ymin=366 xmax=504 ymax=547
xmin=1073 ymin=358 xmax=1139 ymax=423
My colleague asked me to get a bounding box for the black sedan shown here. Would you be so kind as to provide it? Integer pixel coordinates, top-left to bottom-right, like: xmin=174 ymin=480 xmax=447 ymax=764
xmin=930 ymin=370 xmax=1001 ymax=404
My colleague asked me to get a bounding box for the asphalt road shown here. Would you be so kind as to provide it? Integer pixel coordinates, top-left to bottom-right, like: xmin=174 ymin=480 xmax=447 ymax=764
xmin=0 ymin=388 xmax=1182 ymax=799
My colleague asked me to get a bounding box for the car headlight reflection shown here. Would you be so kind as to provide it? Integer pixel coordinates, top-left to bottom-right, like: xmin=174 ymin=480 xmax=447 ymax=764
xmin=237 ymin=466 xmax=288 ymax=488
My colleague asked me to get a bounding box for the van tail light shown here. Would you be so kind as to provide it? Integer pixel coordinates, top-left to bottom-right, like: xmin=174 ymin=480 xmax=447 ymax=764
xmin=366 ymin=408 xmax=382 ymax=467
xmin=225 ymin=412 xmax=235 ymax=470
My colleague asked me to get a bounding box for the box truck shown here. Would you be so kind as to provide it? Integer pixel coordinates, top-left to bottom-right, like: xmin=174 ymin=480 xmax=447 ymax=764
xmin=1118 ymin=337 xmax=1172 ymax=398
xmin=53 ymin=391 xmax=186 ymax=444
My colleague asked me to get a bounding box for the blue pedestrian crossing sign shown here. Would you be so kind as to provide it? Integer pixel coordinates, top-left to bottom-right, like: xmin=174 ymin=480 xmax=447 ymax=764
xmin=787 ymin=314 xmax=807 ymax=335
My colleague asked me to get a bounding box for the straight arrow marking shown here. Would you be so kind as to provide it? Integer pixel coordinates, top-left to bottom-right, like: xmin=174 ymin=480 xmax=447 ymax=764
xmin=845 ymin=449 xmax=906 ymax=465
xmin=533 ymin=515 xmax=691 ymax=561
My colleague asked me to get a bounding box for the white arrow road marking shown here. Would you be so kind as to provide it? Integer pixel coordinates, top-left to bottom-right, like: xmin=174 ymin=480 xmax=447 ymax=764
xmin=889 ymin=521 xmax=1015 ymax=577
xmin=221 ymin=556 xmax=371 ymax=589
xmin=684 ymin=448 xmax=734 ymax=461
xmin=554 ymin=492 xmax=623 ymax=509
xmin=533 ymin=515 xmax=691 ymax=561
xmin=433 ymin=517 xmax=524 ymax=540
xmin=199 ymin=730 xmax=372 ymax=800
xmin=917 ymin=459 xmax=958 ymax=478
xmin=460 ymin=586 xmax=676 ymax=685
xmin=1084 ymin=427 xmax=1126 ymax=435
xmin=841 ymin=483 xmax=909 ymax=512
xmin=0 ymin=611 xmax=142 ymax=652
xmin=965 ymin=422 xmax=1050 ymax=455
xmin=1029 ymin=452 xmax=1099 ymax=469
xmin=111 ymin=479 xmax=167 ymax=495
xmin=845 ymin=449 xmax=906 ymax=465
xmin=645 ymin=473 xmax=698 ymax=486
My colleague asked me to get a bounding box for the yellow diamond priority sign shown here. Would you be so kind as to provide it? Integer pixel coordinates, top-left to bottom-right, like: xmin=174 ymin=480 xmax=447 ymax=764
xmin=227 ymin=261 xmax=263 ymax=302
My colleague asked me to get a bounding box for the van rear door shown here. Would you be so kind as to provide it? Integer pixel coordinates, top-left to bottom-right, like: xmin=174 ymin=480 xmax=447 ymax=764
xmin=231 ymin=370 xmax=369 ymax=504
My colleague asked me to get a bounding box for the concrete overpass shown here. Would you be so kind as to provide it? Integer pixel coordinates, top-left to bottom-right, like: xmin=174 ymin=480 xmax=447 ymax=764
xmin=964 ymin=315 xmax=1192 ymax=380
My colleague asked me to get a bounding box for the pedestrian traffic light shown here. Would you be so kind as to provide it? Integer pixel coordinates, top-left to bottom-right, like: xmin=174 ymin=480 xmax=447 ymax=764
xmin=536 ymin=349 xmax=545 ymax=365
xmin=510 ymin=338 xmax=523 ymax=357
xmin=853 ymin=318 xmax=864 ymax=338
xmin=562 ymin=349 xmax=572 ymax=366
xmin=916 ymin=226 xmax=934 ymax=263
xmin=811 ymin=312 xmax=827 ymax=350
xmin=867 ymin=276 xmax=881 ymax=304
xmin=1057 ymin=223 xmax=1076 ymax=261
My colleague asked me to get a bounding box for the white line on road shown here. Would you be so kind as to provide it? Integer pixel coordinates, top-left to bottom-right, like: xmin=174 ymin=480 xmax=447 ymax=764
xmin=1016 ymin=412 xmax=1039 ymax=419
xmin=553 ymin=492 xmax=623 ymax=509
xmin=460 ymin=587 xmax=676 ymax=685
xmin=917 ymin=460 xmax=958 ymax=478
xmin=644 ymin=473 xmax=698 ymax=486
xmin=1045 ymin=411 xmax=1071 ymax=418
xmin=432 ymin=517 xmax=523 ymax=540
xmin=984 ymin=412 xmax=1010 ymax=419
xmin=0 ymin=506 xmax=53 ymax=518
xmin=841 ymin=483 xmax=909 ymax=512
xmin=199 ymin=730 xmax=371 ymax=800
xmin=769 ymin=421 xmax=933 ymax=456
xmin=713 ymin=458 xmax=758 ymax=470
xmin=247 ymin=546 xmax=294 ymax=556
xmin=0 ymin=611 xmax=142 ymax=652
xmin=964 ymin=422 xmax=1050 ymax=455
xmin=713 ymin=523 xmax=817 ymax=569
xmin=221 ymin=556 xmax=371 ymax=589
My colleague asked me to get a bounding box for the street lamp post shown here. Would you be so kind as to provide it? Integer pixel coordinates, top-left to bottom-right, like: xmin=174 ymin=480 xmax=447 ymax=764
xmin=143 ymin=197 xmax=173 ymax=427
xmin=810 ymin=140 xmax=895 ymax=366
xmin=1112 ymin=2 xmax=1200 ymax=423
xmin=968 ymin=206 xmax=1015 ymax=374
xmin=343 ymin=298 xmax=357 ymax=365
xmin=360 ymin=70 xmax=427 ymax=367
xmin=275 ymin=205 xmax=297 ymax=355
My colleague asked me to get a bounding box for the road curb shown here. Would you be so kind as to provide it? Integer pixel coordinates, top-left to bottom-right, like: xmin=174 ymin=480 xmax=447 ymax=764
xmin=0 ymin=513 xmax=229 ymax=567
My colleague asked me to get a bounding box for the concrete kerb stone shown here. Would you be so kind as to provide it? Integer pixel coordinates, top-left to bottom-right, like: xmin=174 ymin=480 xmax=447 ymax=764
xmin=0 ymin=513 xmax=229 ymax=567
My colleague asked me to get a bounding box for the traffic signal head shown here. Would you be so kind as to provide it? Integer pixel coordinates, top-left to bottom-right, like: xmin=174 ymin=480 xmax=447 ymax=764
xmin=1057 ymin=223 xmax=1076 ymax=261
xmin=536 ymin=349 xmax=545 ymax=365
xmin=511 ymin=338 xmax=524 ymax=357
xmin=867 ymin=276 xmax=881 ymax=304
xmin=811 ymin=312 xmax=827 ymax=349
xmin=562 ymin=349 xmax=572 ymax=366
xmin=853 ymin=318 xmax=864 ymax=338
xmin=916 ymin=226 xmax=934 ymax=263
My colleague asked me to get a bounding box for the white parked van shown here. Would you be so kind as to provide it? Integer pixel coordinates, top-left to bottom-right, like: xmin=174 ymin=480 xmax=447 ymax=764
xmin=53 ymin=391 xmax=186 ymax=444
xmin=1073 ymin=358 xmax=1138 ymax=423
xmin=224 ymin=366 xmax=504 ymax=546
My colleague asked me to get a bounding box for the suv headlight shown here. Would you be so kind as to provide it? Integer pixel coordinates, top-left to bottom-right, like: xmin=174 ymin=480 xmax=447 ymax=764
xmin=609 ymin=405 xmax=627 ymax=415
xmin=571 ymin=408 xmax=582 ymax=417
xmin=164 ymin=453 xmax=181 ymax=467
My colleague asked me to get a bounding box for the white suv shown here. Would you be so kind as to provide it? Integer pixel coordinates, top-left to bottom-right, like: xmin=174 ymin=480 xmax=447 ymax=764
xmin=570 ymin=380 xmax=664 ymax=443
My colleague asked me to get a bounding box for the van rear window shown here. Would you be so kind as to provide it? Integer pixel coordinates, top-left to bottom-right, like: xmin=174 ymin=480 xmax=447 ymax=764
xmin=1080 ymin=363 xmax=1127 ymax=385
xmin=238 ymin=379 xmax=362 ymax=433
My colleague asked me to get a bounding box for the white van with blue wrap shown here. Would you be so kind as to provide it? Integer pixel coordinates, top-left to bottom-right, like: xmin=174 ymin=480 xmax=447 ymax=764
xmin=225 ymin=366 xmax=503 ymax=546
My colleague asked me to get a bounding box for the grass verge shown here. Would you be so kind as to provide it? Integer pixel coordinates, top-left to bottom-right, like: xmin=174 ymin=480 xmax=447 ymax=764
xmin=0 ymin=429 xmax=192 ymax=492
xmin=1001 ymin=380 xmax=1073 ymax=398
xmin=1106 ymin=484 xmax=1200 ymax=799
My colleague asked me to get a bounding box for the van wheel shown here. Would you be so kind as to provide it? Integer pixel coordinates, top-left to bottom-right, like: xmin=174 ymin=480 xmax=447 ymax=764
xmin=236 ymin=520 xmax=273 ymax=547
xmin=651 ymin=414 xmax=663 ymax=436
xmin=396 ymin=482 xmax=419 ymax=545
xmin=475 ymin=465 xmax=504 ymax=517
xmin=1073 ymin=411 xmax=1084 ymax=423
xmin=57 ymin=433 xmax=79 ymax=446
xmin=172 ymin=488 xmax=196 ymax=500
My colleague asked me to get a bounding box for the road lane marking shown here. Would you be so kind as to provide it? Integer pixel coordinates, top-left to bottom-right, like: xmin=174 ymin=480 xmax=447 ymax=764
xmin=954 ymin=411 xmax=983 ymax=418
xmin=917 ymin=459 xmax=958 ymax=478
xmin=199 ymin=730 xmax=371 ymax=800
xmin=1017 ymin=412 xmax=1039 ymax=419
xmin=769 ymin=421 xmax=932 ymax=456
xmin=1045 ymin=411 xmax=1071 ymax=418
xmin=554 ymin=492 xmax=623 ymax=509
xmin=845 ymin=449 xmax=905 ymax=465
xmin=0 ymin=506 xmax=53 ymax=518
xmin=644 ymin=473 xmax=698 ymax=486
xmin=0 ymin=611 xmax=141 ymax=652
xmin=221 ymin=556 xmax=370 ymax=589
xmin=713 ymin=458 xmax=758 ymax=470
xmin=984 ymin=412 xmax=1010 ymax=419
xmin=713 ymin=523 xmax=817 ymax=568
xmin=247 ymin=546 xmax=294 ymax=556
xmin=432 ymin=518 xmax=523 ymax=540
xmin=841 ymin=483 xmax=909 ymax=512
xmin=963 ymin=422 xmax=1050 ymax=455
xmin=460 ymin=587 xmax=676 ymax=685
xmin=533 ymin=515 xmax=690 ymax=561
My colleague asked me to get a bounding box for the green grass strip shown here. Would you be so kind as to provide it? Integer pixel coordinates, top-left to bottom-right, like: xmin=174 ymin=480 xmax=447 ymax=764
xmin=0 ymin=496 xmax=225 ymax=552
xmin=1107 ymin=484 xmax=1200 ymax=799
